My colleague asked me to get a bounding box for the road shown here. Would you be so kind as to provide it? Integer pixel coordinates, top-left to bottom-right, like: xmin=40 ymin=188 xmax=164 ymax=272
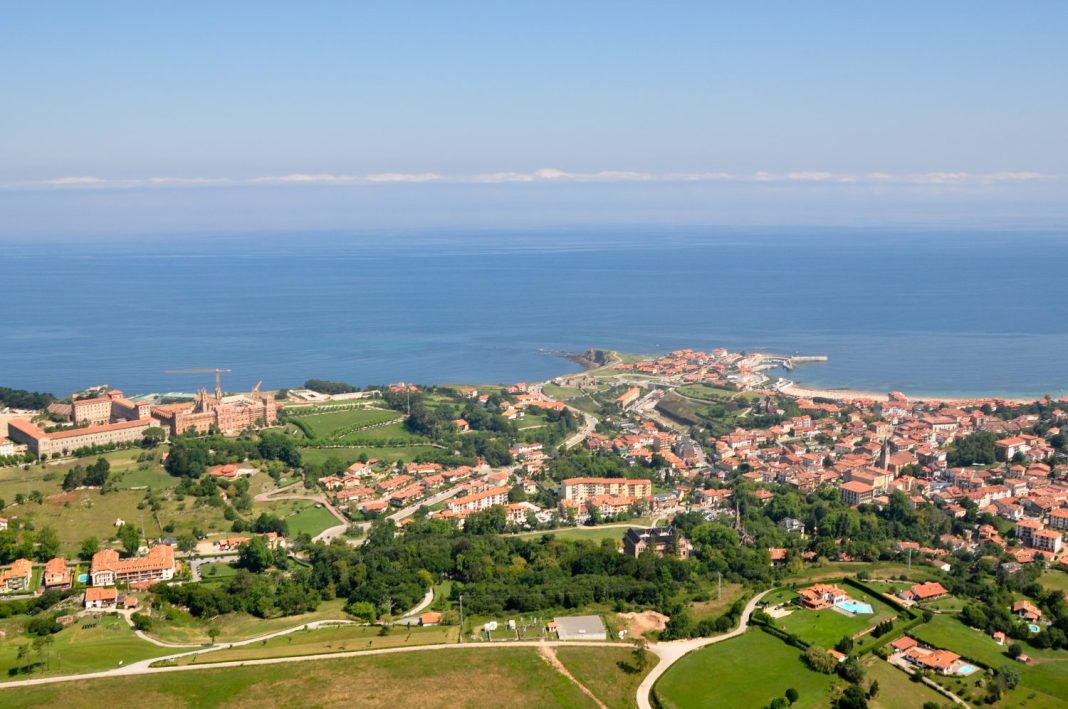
xmin=254 ymin=480 xmax=350 ymax=543
xmin=387 ymin=485 xmax=463 ymax=523
xmin=393 ymin=587 xmax=436 ymax=625
xmin=635 ymin=589 xmax=771 ymax=709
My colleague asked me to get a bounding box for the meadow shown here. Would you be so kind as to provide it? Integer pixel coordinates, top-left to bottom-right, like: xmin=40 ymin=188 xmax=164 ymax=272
xmin=654 ymin=629 xmax=837 ymax=709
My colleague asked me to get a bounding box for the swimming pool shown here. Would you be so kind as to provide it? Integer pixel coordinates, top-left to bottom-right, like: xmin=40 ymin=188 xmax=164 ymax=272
xmin=1029 ymin=624 xmax=1040 ymax=633
xmin=835 ymin=599 xmax=873 ymax=614
xmin=77 ymin=573 xmax=88 ymax=583
xmin=958 ymin=664 xmax=978 ymax=676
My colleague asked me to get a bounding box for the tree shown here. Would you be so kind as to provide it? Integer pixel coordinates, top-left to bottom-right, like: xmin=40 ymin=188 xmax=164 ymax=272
xmin=237 ymin=536 xmax=274 ymax=572
xmin=785 ymin=688 xmax=799 ymax=705
xmin=631 ymin=638 xmax=649 ymax=672
xmin=62 ymin=465 xmax=86 ymax=491
xmin=1007 ymin=642 xmax=1023 ymax=659
xmin=141 ymin=427 xmax=166 ymax=447
xmin=997 ymin=665 xmax=1021 ymax=690
xmin=835 ymin=684 xmax=868 ymax=709
xmin=804 ymin=646 xmax=838 ymax=674
xmin=131 ymin=613 xmax=154 ymax=631
xmin=118 ymin=523 xmax=141 ymax=556
xmin=208 ymin=627 xmax=220 ymax=645
xmin=33 ymin=527 xmax=60 ymax=561
xmin=867 ymin=680 xmax=879 ymax=698
xmin=838 ymin=656 xmax=865 ymax=683
xmin=835 ymin=635 xmax=854 ymax=654
xmin=177 ymin=534 xmax=198 ymax=553
xmin=79 ymin=536 xmax=100 ymax=560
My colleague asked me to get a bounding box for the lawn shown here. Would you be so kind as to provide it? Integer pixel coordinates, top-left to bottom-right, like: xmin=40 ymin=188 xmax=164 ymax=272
xmin=863 ymin=656 xmax=946 ymax=709
xmin=774 ymin=586 xmax=897 ymax=648
xmin=508 ymin=525 xmax=642 ymax=544
xmin=782 ymin=562 xmax=936 ymax=584
xmin=910 ymin=614 xmax=1068 ymax=708
xmin=335 ymin=421 xmax=425 ymax=444
xmin=113 ymin=464 xmax=176 ymax=490
xmin=144 ymin=600 xmax=352 ymax=645
xmin=542 ymin=383 xmax=584 ymax=401
xmin=0 ymin=648 xmax=601 ymax=708
xmin=0 ymin=613 xmax=173 ymax=679
xmin=298 ymin=445 xmax=440 ymax=466
xmin=676 ymin=384 xmax=761 ymax=402
xmin=292 ymin=408 xmax=400 ymax=440
xmin=690 ymin=583 xmax=746 ymax=620
xmin=555 ymin=645 xmax=656 ymax=708
xmin=252 ymin=499 xmax=338 ymax=538
xmin=654 ymin=629 xmax=838 ymax=709
xmin=1039 ymin=569 xmax=1068 ymax=594
xmin=169 ymin=624 xmax=458 ymax=665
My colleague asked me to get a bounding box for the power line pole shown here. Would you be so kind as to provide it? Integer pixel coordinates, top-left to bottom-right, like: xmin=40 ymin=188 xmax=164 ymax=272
xmin=458 ymin=594 xmax=464 ymax=643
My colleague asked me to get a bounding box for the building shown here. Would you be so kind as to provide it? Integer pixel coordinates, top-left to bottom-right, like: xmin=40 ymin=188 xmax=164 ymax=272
xmin=1047 ymin=508 xmax=1068 ymax=532
xmin=615 ymin=387 xmax=642 ymax=410
xmin=995 ymin=436 xmax=1031 ymax=462
xmin=0 ymin=558 xmax=33 ymax=593
xmin=84 ymin=586 xmax=119 ymax=610
xmin=840 ymin=480 xmax=875 ymax=507
xmin=1032 ymin=529 xmax=1063 ymax=555
xmin=151 ymin=385 xmax=277 ymax=436
xmin=560 ymin=477 xmax=652 ymax=502
xmin=90 ymin=545 xmax=176 ymax=587
xmin=0 ymin=437 xmax=15 ymax=458
xmin=8 ymin=417 xmax=155 ymax=459
xmin=899 ymin=581 xmax=948 ymax=602
xmin=43 ymin=557 xmax=73 ymax=590
xmin=553 ymin=615 xmax=607 ymax=641
xmin=623 ymin=527 xmax=691 ymax=559
xmin=1013 ymin=600 xmax=1042 ymax=622
xmin=445 ymin=486 xmax=510 ymax=516
xmin=420 ymin=612 xmax=442 ymax=626
xmin=903 ymin=648 xmax=962 ymax=675
xmin=797 ymin=584 xmax=847 ymax=610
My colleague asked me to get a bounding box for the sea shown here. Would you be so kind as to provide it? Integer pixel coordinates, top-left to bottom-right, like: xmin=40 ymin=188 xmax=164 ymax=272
xmin=3 ymin=227 xmax=1067 ymax=400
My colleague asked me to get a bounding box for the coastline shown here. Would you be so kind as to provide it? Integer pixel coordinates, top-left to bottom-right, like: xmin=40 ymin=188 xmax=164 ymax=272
xmin=776 ymin=380 xmax=1046 ymax=405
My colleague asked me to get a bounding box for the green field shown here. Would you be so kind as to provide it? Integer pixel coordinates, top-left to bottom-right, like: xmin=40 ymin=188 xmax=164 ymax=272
xmin=542 ymin=384 xmax=584 ymax=401
xmin=143 ymin=600 xmax=352 ymax=645
xmin=293 ymin=408 xmax=400 ymax=440
xmin=0 ymin=648 xmax=602 ymax=708
xmin=251 ymin=499 xmax=339 ymax=538
xmin=0 ymin=613 xmax=173 ymax=679
xmin=555 ymin=646 xmax=655 ymax=709
xmin=676 ymin=384 xmax=762 ymax=401
xmin=169 ymin=624 xmax=457 ymax=665
xmin=774 ymin=586 xmax=897 ymax=648
xmin=298 ymin=445 xmax=440 ymax=466
xmin=654 ymin=629 xmax=838 ymax=709
xmin=1039 ymin=570 xmax=1068 ymax=593
xmin=910 ymin=615 xmax=1068 ymax=708
xmin=863 ymin=656 xmax=946 ymax=709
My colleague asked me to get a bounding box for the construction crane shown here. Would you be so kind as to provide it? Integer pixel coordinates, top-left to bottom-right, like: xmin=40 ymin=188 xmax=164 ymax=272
xmin=165 ymin=368 xmax=232 ymax=399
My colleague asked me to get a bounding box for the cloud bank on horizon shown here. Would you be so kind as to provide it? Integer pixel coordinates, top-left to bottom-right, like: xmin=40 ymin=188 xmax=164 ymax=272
xmin=7 ymin=168 xmax=1054 ymax=191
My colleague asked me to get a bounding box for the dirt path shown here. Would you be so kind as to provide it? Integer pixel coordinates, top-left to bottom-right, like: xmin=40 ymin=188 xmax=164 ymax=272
xmin=537 ymin=645 xmax=606 ymax=709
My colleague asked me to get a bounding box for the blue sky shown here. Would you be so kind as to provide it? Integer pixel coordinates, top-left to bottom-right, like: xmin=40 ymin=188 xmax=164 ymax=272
xmin=2 ymin=2 xmax=1066 ymax=236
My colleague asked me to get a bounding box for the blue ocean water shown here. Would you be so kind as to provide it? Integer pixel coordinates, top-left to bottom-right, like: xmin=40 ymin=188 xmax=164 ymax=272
xmin=2 ymin=227 xmax=1066 ymax=399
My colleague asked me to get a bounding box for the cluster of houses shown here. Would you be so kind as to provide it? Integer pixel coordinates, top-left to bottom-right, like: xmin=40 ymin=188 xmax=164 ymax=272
xmin=585 ymin=419 xmax=707 ymax=474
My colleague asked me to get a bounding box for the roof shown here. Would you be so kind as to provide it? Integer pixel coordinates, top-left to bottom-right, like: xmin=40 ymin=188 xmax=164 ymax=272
xmin=841 ymin=481 xmax=875 ymax=494
xmin=910 ymin=581 xmax=948 ymax=599
xmin=85 ymin=587 xmax=118 ymax=602
xmin=553 ymin=615 xmax=607 ymax=639
xmin=891 ymin=636 xmax=918 ymax=651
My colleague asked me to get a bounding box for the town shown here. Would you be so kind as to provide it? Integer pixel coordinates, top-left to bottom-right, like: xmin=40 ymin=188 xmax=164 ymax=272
xmin=0 ymin=348 xmax=1066 ymax=708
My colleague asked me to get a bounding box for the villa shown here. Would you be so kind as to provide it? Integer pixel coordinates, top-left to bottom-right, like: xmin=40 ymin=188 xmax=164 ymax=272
xmin=0 ymin=558 xmax=33 ymax=593
xmin=1013 ymin=600 xmax=1043 ymax=622
xmin=898 ymin=581 xmax=948 ymax=603
xmin=797 ymin=583 xmax=847 ymax=610
xmin=903 ymin=647 xmax=963 ymax=675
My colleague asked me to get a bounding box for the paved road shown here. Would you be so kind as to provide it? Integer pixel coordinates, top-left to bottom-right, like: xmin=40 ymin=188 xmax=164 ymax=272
xmin=393 ymin=587 xmax=436 ymax=625
xmin=635 ymin=589 xmax=771 ymax=709
xmin=255 ymin=480 xmax=350 ymax=543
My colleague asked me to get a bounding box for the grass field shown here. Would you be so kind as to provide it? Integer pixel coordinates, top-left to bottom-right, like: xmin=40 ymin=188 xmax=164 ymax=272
xmin=293 ymin=408 xmax=400 ymax=440
xmin=507 ymin=523 xmax=653 ymax=544
xmin=283 ymin=502 xmax=340 ymax=537
xmin=774 ymin=586 xmax=897 ymax=648
xmin=690 ymin=583 xmax=746 ymax=620
xmin=169 ymin=624 xmax=457 ymax=665
xmin=555 ymin=646 xmax=656 ymax=709
xmin=654 ymin=629 xmax=838 ymax=709
xmin=144 ymin=600 xmax=352 ymax=645
xmin=863 ymin=656 xmax=946 ymax=709
xmin=1039 ymin=570 xmax=1068 ymax=593
xmin=298 ymin=445 xmax=440 ymax=466
xmin=782 ymin=562 xmax=936 ymax=584
xmin=1 ymin=648 xmax=602 ymax=708
xmin=910 ymin=614 xmax=1068 ymax=708
xmin=542 ymin=384 xmax=584 ymax=401
xmin=0 ymin=613 xmax=173 ymax=679
xmin=676 ymin=384 xmax=762 ymax=401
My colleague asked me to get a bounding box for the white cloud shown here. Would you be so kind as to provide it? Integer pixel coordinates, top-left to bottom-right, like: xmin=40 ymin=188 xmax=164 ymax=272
xmin=6 ymin=169 xmax=1057 ymax=190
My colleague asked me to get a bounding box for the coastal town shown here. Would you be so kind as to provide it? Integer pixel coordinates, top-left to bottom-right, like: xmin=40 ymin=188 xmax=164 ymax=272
xmin=0 ymin=348 xmax=1066 ymax=708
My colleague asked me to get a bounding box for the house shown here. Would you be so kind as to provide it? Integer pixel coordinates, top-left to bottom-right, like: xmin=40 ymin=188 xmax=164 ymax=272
xmin=453 ymin=418 xmax=470 ymax=432
xmin=1013 ymin=600 xmax=1042 ymax=622
xmin=0 ymin=558 xmax=33 ymax=593
xmin=84 ymin=586 xmax=119 ymax=610
xmin=779 ymin=517 xmax=806 ymax=535
xmin=899 ymin=581 xmax=949 ymax=603
xmin=623 ymin=527 xmax=691 ymax=559
xmin=890 ymin=636 xmax=918 ymax=652
xmin=796 ymin=584 xmax=847 ymax=610
xmin=420 ymin=611 xmax=442 ymax=626
xmin=43 ymin=557 xmax=73 ymax=590
xmin=615 ymin=387 xmax=642 ymax=410
xmin=904 ymin=648 xmax=962 ymax=675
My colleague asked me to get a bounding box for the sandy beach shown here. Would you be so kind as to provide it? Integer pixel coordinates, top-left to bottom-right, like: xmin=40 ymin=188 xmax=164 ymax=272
xmin=777 ymin=382 xmax=1041 ymax=406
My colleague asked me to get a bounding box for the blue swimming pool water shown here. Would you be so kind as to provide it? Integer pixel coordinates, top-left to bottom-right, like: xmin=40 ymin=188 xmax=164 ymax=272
xmin=958 ymin=664 xmax=978 ymax=675
xmin=77 ymin=573 xmax=88 ymax=583
xmin=1029 ymin=624 xmax=1040 ymax=633
xmin=836 ymin=599 xmax=873 ymax=614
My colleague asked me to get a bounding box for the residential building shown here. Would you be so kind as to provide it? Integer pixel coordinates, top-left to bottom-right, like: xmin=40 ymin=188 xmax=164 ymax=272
xmin=560 ymin=477 xmax=652 ymax=502
xmin=0 ymin=558 xmax=32 ymax=593
xmin=615 ymin=387 xmax=642 ymax=409
xmin=1032 ymin=529 xmax=1063 ymax=555
xmin=43 ymin=557 xmax=73 ymax=590
xmin=90 ymin=544 xmax=176 ymax=587
xmin=840 ymin=480 xmax=875 ymax=507
xmin=797 ymin=584 xmax=847 ymax=610
xmin=446 ymin=486 xmax=510 ymax=516
xmin=84 ymin=586 xmax=119 ymax=610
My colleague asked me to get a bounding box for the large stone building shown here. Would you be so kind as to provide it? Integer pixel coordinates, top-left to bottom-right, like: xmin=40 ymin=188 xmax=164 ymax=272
xmin=623 ymin=526 xmax=691 ymax=559
xmin=70 ymin=390 xmax=152 ymax=425
xmin=90 ymin=544 xmax=175 ymax=587
xmin=152 ymin=388 xmax=277 ymax=436
xmin=7 ymin=417 xmax=155 ymax=459
xmin=560 ymin=477 xmax=652 ymax=501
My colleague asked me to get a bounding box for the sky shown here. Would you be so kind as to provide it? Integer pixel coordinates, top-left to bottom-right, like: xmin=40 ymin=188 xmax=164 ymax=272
xmin=2 ymin=1 xmax=1067 ymax=237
